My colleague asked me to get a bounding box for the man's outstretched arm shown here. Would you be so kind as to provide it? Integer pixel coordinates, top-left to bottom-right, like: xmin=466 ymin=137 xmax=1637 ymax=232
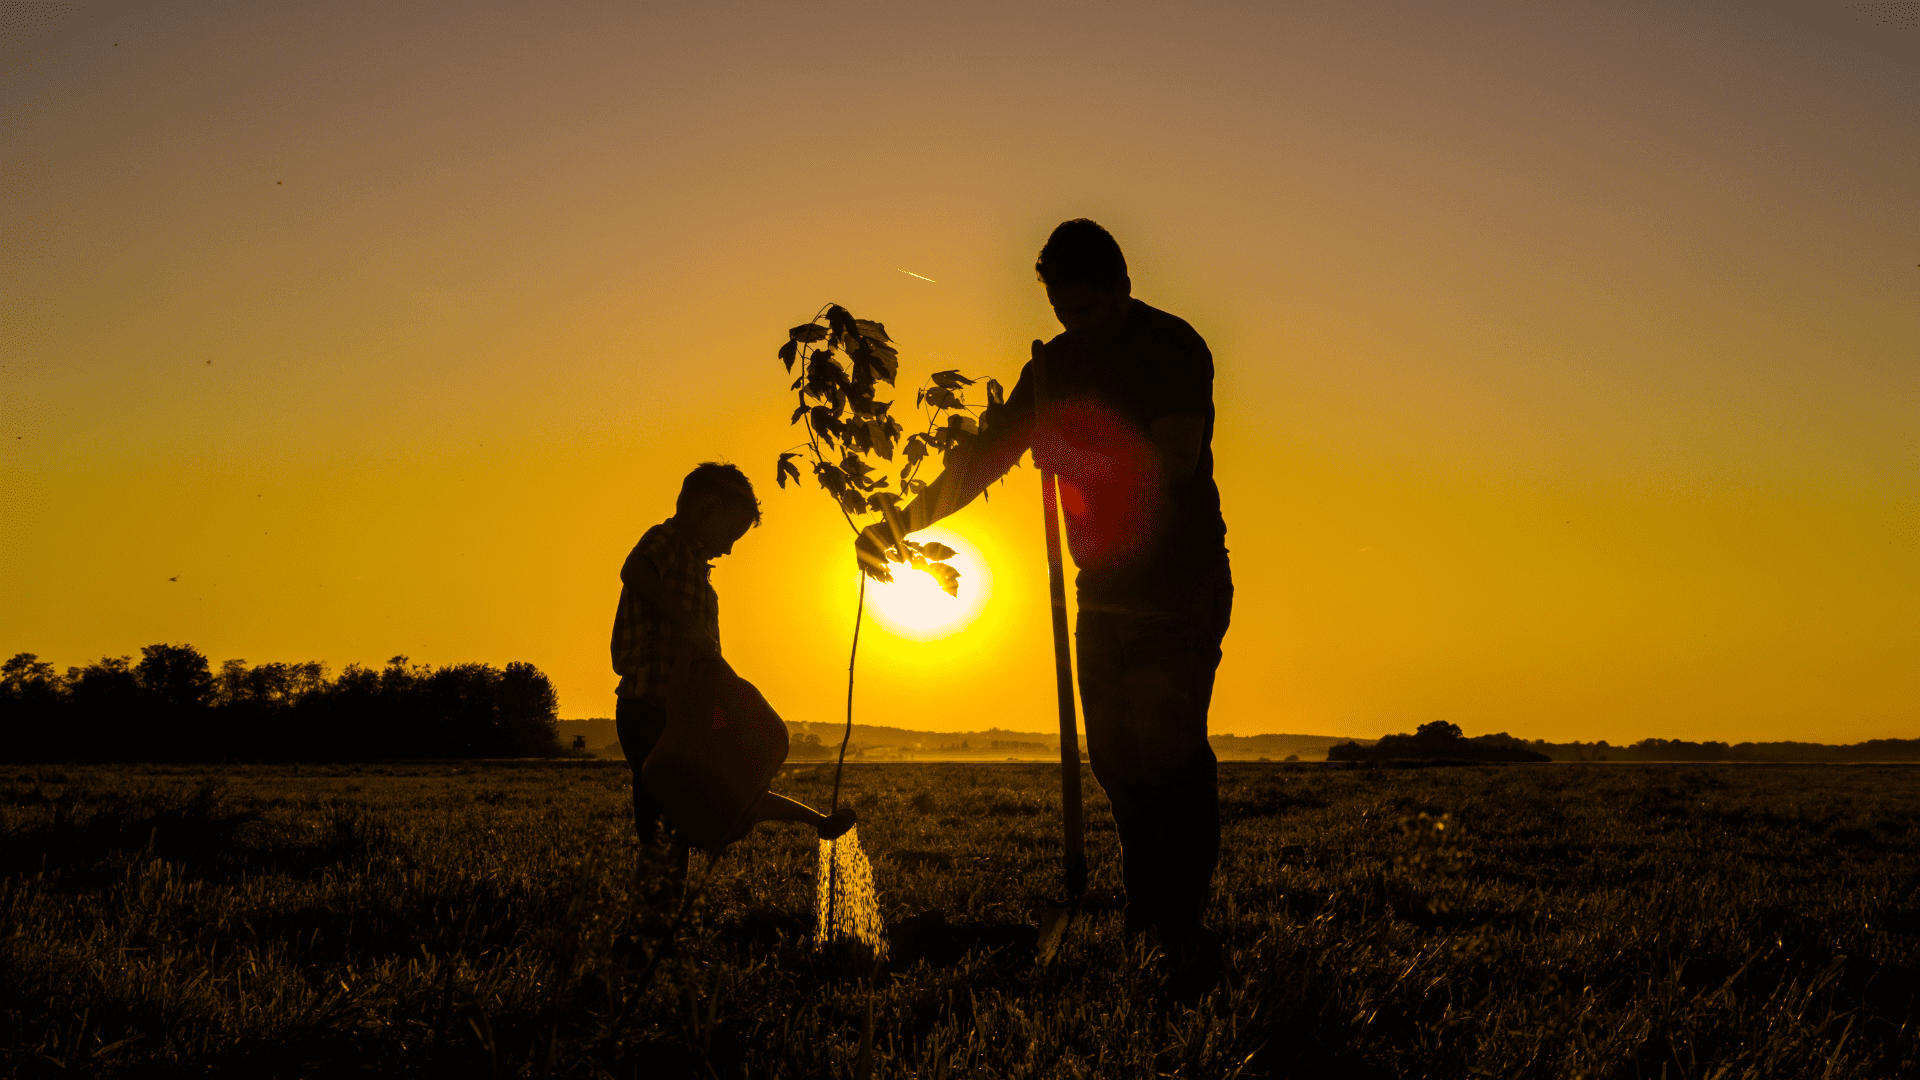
xmin=856 ymin=425 xmax=1030 ymax=570
xmin=856 ymin=343 xmax=1040 ymax=572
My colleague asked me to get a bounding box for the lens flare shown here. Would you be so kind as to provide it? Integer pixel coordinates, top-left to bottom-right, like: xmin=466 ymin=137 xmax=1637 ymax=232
xmin=864 ymin=527 xmax=991 ymax=641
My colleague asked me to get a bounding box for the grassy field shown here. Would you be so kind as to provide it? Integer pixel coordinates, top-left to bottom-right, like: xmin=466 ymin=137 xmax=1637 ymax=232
xmin=2 ymin=761 xmax=1916 ymax=1078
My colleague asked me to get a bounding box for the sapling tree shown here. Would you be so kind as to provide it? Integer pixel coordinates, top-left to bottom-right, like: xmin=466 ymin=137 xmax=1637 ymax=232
xmin=774 ymin=303 xmax=1002 ymax=597
xmin=773 ymin=303 xmax=1001 ymax=946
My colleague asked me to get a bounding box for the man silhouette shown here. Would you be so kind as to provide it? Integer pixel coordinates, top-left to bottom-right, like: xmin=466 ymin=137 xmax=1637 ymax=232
xmin=858 ymin=219 xmax=1232 ymax=989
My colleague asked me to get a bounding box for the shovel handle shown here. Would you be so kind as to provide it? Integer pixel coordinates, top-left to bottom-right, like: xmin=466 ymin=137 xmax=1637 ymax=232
xmin=1033 ymin=341 xmax=1087 ymax=899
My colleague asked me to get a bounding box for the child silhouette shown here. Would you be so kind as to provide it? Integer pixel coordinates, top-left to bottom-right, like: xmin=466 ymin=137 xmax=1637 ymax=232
xmin=612 ymin=463 xmax=855 ymax=884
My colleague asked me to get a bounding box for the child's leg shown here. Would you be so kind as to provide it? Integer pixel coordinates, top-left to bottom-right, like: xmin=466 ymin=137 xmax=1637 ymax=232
xmin=667 ymin=838 xmax=690 ymax=884
xmin=740 ymin=791 xmax=858 ymax=840
xmin=615 ymin=697 xmax=670 ymax=842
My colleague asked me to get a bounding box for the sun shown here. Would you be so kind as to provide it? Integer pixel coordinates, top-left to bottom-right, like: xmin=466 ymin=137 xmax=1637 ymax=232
xmin=864 ymin=527 xmax=992 ymax=641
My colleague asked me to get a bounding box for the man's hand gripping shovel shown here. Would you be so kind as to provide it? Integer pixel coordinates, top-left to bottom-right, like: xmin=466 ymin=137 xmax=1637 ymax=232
xmin=1030 ymin=338 xmax=1089 ymax=964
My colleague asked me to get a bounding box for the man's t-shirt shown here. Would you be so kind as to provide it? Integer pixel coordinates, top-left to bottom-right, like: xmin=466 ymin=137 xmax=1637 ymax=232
xmin=981 ymin=300 xmax=1228 ymax=605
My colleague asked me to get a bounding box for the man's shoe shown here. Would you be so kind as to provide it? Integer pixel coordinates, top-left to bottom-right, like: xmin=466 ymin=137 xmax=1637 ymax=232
xmin=1163 ymin=923 xmax=1226 ymax=1004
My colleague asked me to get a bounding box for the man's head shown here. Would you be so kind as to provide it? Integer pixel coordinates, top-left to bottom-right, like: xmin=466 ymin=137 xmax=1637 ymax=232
xmin=1036 ymin=218 xmax=1133 ymax=334
xmin=675 ymin=462 xmax=761 ymax=557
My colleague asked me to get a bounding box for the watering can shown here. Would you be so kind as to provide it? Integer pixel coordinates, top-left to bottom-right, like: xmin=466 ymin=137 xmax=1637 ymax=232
xmin=640 ymin=654 xmax=791 ymax=850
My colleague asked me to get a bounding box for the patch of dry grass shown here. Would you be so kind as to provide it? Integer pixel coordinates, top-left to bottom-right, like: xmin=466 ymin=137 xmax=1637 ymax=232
xmin=1 ymin=761 xmax=1916 ymax=1076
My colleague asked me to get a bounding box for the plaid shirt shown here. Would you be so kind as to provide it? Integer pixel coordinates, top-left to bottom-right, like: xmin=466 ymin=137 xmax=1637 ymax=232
xmin=611 ymin=519 xmax=720 ymax=703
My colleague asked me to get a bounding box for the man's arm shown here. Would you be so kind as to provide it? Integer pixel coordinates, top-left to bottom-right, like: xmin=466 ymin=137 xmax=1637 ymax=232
xmin=857 ymin=429 xmax=1029 ymax=571
xmin=856 ymin=344 xmax=1039 ymax=571
xmin=1150 ymin=412 xmax=1206 ymax=484
xmin=907 ymin=410 xmax=1201 ymax=530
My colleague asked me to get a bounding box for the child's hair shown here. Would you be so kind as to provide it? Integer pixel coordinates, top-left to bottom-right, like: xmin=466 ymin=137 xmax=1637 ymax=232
xmin=677 ymin=462 xmax=762 ymax=525
xmin=1035 ymin=218 xmax=1129 ymax=290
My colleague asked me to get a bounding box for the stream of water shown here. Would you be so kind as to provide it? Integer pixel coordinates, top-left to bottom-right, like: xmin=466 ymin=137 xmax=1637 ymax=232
xmin=815 ymin=826 xmax=887 ymax=952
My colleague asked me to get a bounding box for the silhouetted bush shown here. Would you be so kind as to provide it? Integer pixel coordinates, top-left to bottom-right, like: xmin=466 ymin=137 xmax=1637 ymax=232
xmin=0 ymin=646 xmax=562 ymax=763
xmin=1323 ymin=725 xmax=1920 ymax=764
xmin=1329 ymin=722 xmax=1553 ymax=763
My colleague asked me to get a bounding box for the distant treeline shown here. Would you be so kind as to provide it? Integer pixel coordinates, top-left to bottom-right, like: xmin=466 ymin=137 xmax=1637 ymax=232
xmin=1329 ymin=724 xmax=1549 ymax=763
xmin=1523 ymin=736 xmax=1920 ymax=763
xmin=1 ymin=646 xmax=563 ymax=762
xmin=1329 ymin=722 xmax=1920 ymax=763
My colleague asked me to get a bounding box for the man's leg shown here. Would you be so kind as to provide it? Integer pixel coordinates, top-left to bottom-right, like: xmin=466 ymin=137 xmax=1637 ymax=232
xmin=1077 ymin=628 xmax=1162 ymax=935
xmin=1077 ymin=563 xmax=1233 ymax=943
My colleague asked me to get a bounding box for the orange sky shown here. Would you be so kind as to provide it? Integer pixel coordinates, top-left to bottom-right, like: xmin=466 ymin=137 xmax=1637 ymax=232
xmin=3 ymin=1 xmax=1914 ymax=744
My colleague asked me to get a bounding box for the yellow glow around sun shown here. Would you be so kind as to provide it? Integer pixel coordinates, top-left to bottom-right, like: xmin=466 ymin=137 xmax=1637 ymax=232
xmin=864 ymin=528 xmax=992 ymax=641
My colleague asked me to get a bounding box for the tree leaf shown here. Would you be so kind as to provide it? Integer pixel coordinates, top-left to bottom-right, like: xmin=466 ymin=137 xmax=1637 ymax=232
xmin=854 ymin=319 xmax=891 ymax=343
xmin=814 ymin=461 xmax=848 ymax=496
xmin=841 ymin=453 xmax=874 ymax=488
xmin=918 ymin=541 xmax=956 ymax=561
xmin=790 ymin=404 xmax=808 ymax=425
xmin=778 ymin=339 xmax=798 ymax=372
xmin=844 ymin=415 xmax=871 ymax=455
xmin=863 ymin=339 xmax=899 ymax=384
xmin=924 ymin=560 xmax=962 ymax=597
xmin=925 ymin=386 xmax=963 ymax=411
xmin=809 ymin=406 xmax=841 ymax=446
xmin=846 ymin=338 xmax=898 ymax=389
xmin=826 ymin=305 xmax=859 ymax=346
xmin=776 ymin=452 xmax=803 ymax=489
xmin=805 ymin=350 xmax=847 ymax=400
xmin=903 ymin=433 xmax=928 ymax=467
xmin=930 ymin=369 xmax=976 ymax=390
xmin=947 ymin=414 xmax=978 ymax=435
xmin=789 ymin=323 xmax=829 ymax=344
xmin=847 ymin=379 xmax=877 ymax=417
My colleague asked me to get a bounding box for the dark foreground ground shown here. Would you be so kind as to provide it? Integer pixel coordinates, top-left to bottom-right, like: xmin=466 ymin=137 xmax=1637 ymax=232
xmin=2 ymin=761 xmax=1916 ymax=1078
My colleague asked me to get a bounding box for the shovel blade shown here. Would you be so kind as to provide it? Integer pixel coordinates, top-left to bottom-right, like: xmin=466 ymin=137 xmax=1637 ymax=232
xmin=1035 ymin=905 xmax=1073 ymax=964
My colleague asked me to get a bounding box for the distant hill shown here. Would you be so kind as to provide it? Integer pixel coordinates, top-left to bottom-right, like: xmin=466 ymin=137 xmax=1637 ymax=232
xmin=561 ymin=716 xmax=1371 ymax=762
xmin=1209 ymin=733 xmax=1378 ymax=761
xmin=563 ymin=716 xmax=1920 ymax=766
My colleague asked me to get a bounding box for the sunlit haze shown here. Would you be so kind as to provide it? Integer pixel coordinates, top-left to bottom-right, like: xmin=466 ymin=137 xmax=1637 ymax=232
xmin=863 ymin=530 xmax=992 ymax=643
xmin=2 ymin=1 xmax=1914 ymax=743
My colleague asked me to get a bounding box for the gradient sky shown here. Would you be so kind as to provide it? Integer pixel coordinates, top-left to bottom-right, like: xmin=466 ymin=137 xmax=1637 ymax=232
xmin=3 ymin=1 xmax=1914 ymax=743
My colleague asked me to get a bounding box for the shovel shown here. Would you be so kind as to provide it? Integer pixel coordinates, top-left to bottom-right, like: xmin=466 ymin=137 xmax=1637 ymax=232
xmin=1030 ymin=339 xmax=1088 ymax=964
